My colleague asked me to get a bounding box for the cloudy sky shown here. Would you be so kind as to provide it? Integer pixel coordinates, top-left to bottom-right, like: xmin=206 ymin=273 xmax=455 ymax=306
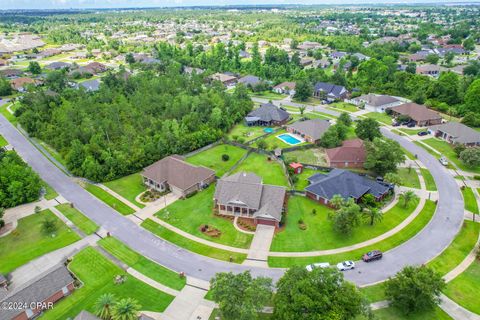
xmin=2 ymin=0 xmax=478 ymax=9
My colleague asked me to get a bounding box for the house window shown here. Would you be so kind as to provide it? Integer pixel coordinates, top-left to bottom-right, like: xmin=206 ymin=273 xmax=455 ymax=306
xmin=62 ymin=286 xmax=69 ymax=295
xmin=26 ymin=309 xmax=34 ymax=318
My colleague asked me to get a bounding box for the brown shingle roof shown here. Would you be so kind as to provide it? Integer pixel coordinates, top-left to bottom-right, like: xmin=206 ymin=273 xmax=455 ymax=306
xmin=389 ymin=103 xmax=442 ymax=122
xmin=142 ymin=155 xmax=215 ymax=191
xmin=326 ymin=138 xmax=366 ymax=164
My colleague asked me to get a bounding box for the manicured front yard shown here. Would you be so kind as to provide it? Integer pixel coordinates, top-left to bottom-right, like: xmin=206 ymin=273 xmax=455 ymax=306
xmin=327 ymin=102 xmax=358 ymax=113
xmin=373 ymin=306 xmax=451 ymax=320
xmin=41 ymin=247 xmax=174 ymax=320
xmin=232 ymin=152 xmax=289 ymax=187
xmin=283 ymin=147 xmax=328 ymax=166
xmin=270 ymin=195 xmax=418 ymax=252
xmin=56 ymin=204 xmax=98 ymax=235
xmin=141 ymin=219 xmax=247 ymax=263
xmin=249 ymin=91 xmax=286 ymax=100
xmin=444 ymin=260 xmax=480 ymax=315
xmin=155 ymin=186 xmax=252 ymax=248
xmin=0 ymin=134 xmax=7 ymax=147
xmin=364 ymin=112 xmax=393 ymax=125
xmin=186 ymin=144 xmax=247 ymax=177
xmin=84 ymin=183 xmax=135 ymax=215
xmin=269 ymin=200 xmax=436 ymax=267
xmin=422 ymin=138 xmax=480 ymax=173
xmin=420 ymin=168 xmax=437 ymax=191
xmin=398 ymin=128 xmax=425 ymax=136
xmin=104 ymin=173 xmax=146 ymax=208
xmin=427 ymin=221 xmax=480 ymax=276
xmin=360 ymin=283 xmax=386 ymax=302
xmin=397 ymin=167 xmax=421 ymax=189
xmin=98 ymin=237 xmax=186 ymax=290
xmin=0 ymin=210 xmax=80 ymax=274
xmin=462 ymin=187 xmax=478 ymax=214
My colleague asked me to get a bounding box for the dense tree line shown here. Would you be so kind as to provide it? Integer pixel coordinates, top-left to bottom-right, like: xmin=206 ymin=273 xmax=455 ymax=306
xmin=15 ymin=69 xmax=253 ymax=181
xmin=0 ymin=150 xmax=42 ymax=208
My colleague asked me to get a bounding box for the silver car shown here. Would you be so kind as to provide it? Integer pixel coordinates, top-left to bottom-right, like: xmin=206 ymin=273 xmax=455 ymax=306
xmin=336 ymin=260 xmax=355 ymax=271
xmin=306 ymin=262 xmax=330 ymax=272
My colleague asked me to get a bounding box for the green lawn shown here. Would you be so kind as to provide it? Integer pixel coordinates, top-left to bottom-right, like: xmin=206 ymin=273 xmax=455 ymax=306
xmin=56 ymin=204 xmax=98 ymax=235
xmin=156 ymin=186 xmax=252 ymax=248
xmin=327 ymin=102 xmax=358 ymax=113
xmin=232 ymin=152 xmax=289 ymax=187
xmin=269 ymin=200 xmax=436 ymax=267
xmin=0 ymin=209 xmax=80 ymax=274
xmin=420 ymin=168 xmax=437 ymax=191
xmin=364 ymin=112 xmax=393 ymax=125
xmin=104 ymin=173 xmax=146 ymax=208
xmin=397 ymin=167 xmax=421 ymax=189
xmin=255 ymin=129 xmax=308 ymax=150
xmin=398 ymin=128 xmax=425 ymax=136
xmin=42 ymin=182 xmax=58 ymax=200
xmin=41 ymin=247 xmax=174 ymax=319
xmin=186 ymin=144 xmax=247 ymax=177
xmin=249 ymin=91 xmax=287 ymax=100
xmin=0 ymin=134 xmax=7 ymax=147
xmin=427 ymin=221 xmax=480 ymax=276
xmin=98 ymin=237 xmax=186 ymax=290
xmin=462 ymin=187 xmax=478 ymax=214
xmin=293 ymin=168 xmax=321 ymax=190
xmin=444 ymin=260 xmax=480 ymax=315
xmin=270 ymin=195 xmax=418 ymax=252
xmin=373 ymin=306 xmax=452 ymax=320
xmin=84 ymin=183 xmax=135 ymax=215
xmin=284 ymin=147 xmax=328 ymax=166
xmin=141 ymin=219 xmax=247 ymax=263
xmin=360 ymin=283 xmax=386 ymax=302
xmin=0 ymin=101 xmax=18 ymax=124
xmin=422 ymin=138 xmax=480 ymax=173
xmin=227 ymin=124 xmax=270 ymax=143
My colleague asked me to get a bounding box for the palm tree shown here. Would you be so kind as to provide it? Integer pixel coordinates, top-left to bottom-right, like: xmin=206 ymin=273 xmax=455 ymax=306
xmin=364 ymin=207 xmax=383 ymax=226
xmin=111 ymin=298 xmax=140 ymax=320
xmin=399 ymin=190 xmax=419 ymax=208
xmin=95 ymin=293 xmax=116 ymax=320
xmin=298 ymin=106 xmax=306 ymax=115
xmin=330 ymin=194 xmax=345 ymax=210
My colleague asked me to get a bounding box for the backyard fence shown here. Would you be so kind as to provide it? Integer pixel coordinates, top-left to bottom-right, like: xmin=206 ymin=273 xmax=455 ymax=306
xmin=183 ymin=140 xmax=222 ymax=158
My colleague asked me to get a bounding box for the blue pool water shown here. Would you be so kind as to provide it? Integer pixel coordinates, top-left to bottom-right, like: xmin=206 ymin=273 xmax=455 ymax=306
xmin=264 ymin=127 xmax=274 ymax=133
xmin=277 ymin=134 xmax=302 ymax=145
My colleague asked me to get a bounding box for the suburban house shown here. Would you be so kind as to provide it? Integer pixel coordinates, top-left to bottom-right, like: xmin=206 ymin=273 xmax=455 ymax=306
xmin=10 ymin=77 xmax=39 ymax=92
xmin=245 ymin=103 xmax=290 ymax=126
xmin=325 ymin=138 xmax=366 ymax=169
xmin=347 ymin=94 xmax=403 ymax=113
xmin=213 ymin=172 xmax=286 ymax=228
xmin=330 ymin=51 xmax=347 ymax=60
xmin=388 ymin=103 xmax=442 ymax=126
xmin=305 ymin=169 xmax=391 ymax=206
xmin=183 ymin=66 xmax=205 ymax=75
xmin=141 ymin=155 xmax=216 ymax=198
xmin=429 ymin=122 xmax=480 ymax=146
xmin=79 ymin=79 xmax=101 ymax=92
xmin=45 ymin=62 xmax=71 ymax=70
xmin=0 ymin=264 xmax=75 ymax=320
xmin=237 ymin=75 xmax=262 ymax=87
xmin=416 ymin=64 xmax=442 ymax=77
xmin=286 ymin=119 xmax=331 ymax=143
xmin=272 ymin=82 xmax=296 ymax=95
xmin=208 ymin=72 xmax=237 ymax=86
xmin=313 ymin=82 xmax=348 ymax=102
xmin=1 ymin=68 xmax=23 ymax=79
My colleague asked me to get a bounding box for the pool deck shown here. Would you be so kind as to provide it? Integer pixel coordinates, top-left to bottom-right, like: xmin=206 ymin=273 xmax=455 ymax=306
xmin=276 ymin=133 xmax=304 ymax=146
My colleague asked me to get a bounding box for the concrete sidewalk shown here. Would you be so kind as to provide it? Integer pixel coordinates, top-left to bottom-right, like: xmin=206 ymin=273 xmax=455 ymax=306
xmin=161 ymin=284 xmax=213 ymax=320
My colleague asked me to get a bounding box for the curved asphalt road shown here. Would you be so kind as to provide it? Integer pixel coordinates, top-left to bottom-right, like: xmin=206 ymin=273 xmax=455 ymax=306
xmin=0 ymin=104 xmax=464 ymax=285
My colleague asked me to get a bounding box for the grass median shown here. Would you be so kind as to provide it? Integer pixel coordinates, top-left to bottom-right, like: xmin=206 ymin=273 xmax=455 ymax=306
xmin=420 ymin=168 xmax=437 ymax=191
xmin=268 ymin=200 xmax=436 ymax=267
xmin=56 ymin=204 xmax=99 ymax=235
xmin=141 ymin=219 xmax=247 ymax=263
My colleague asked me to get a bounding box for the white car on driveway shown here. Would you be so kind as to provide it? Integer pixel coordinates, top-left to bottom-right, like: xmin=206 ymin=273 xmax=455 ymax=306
xmin=336 ymin=261 xmax=355 ymax=271
xmin=306 ymin=262 xmax=330 ymax=272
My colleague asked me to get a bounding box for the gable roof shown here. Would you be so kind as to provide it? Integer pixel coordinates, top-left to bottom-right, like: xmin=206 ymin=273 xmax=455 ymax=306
xmin=247 ymin=103 xmax=290 ymax=123
xmin=313 ymin=82 xmax=347 ymax=98
xmin=326 ymin=138 xmax=366 ymax=164
xmin=209 ymin=72 xmax=237 ymax=83
xmin=142 ymin=155 xmax=215 ymax=191
xmin=10 ymin=77 xmax=38 ymax=90
xmin=237 ymin=75 xmax=261 ymax=86
xmin=214 ymin=172 xmax=286 ymax=222
xmin=0 ymin=264 xmax=74 ymax=320
xmin=273 ymin=82 xmax=296 ymax=90
xmin=353 ymin=94 xmax=400 ymax=107
xmin=305 ymin=169 xmax=389 ymax=200
xmin=389 ymin=103 xmax=442 ymax=122
xmin=286 ymin=119 xmax=330 ymax=141
xmin=429 ymin=122 xmax=480 ymax=145
xmin=80 ymin=79 xmax=101 ymax=92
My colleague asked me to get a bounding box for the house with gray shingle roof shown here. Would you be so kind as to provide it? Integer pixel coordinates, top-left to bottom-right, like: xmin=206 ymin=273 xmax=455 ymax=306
xmin=214 ymin=172 xmax=286 ymax=228
xmin=245 ymin=103 xmax=290 ymax=126
xmin=313 ymin=82 xmax=348 ymax=102
xmin=286 ymin=119 xmax=331 ymax=143
xmin=0 ymin=264 xmax=75 ymax=320
xmin=237 ymin=75 xmax=262 ymax=87
xmin=348 ymin=93 xmax=404 ymax=113
xmin=429 ymin=122 xmax=480 ymax=147
xmin=305 ymin=169 xmax=391 ymax=206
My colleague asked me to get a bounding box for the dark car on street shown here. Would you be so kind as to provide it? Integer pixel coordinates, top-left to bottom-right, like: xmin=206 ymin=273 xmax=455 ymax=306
xmin=362 ymin=250 xmax=383 ymax=262
xmin=417 ymin=131 xmax=428 ymax=136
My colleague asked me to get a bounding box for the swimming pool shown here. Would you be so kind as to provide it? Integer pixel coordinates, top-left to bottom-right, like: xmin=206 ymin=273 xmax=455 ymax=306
xmin=264 ymin=127 xmax=274 ymax=133
xmin=277 ymin=133 xmax=303 ymax=145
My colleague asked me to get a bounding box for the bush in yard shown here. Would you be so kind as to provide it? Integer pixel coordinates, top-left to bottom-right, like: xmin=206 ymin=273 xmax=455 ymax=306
xmin=221 ymin=154 xmax=230 ymax=161
xmin=338 ymin=112 xmax=352 ymax=127
xmin=459 ymin=147 xmax=480 ymax=167
xmin=41 ymin=217 xmax=58 ymax=234
xmin=385 ymin=266 xmax=445 ymax=315
xmin=210 ymin=271 xmax=273 ymax=320
xmin=355 ymin=118 xmax=381 ymax=141
xmin=453 ymin=143 xmax=466 ymax=157
xmin=256 ymin=139 xmax=267 ymax=150
xmin=274 ymin=266 xmax=371 ymax=320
